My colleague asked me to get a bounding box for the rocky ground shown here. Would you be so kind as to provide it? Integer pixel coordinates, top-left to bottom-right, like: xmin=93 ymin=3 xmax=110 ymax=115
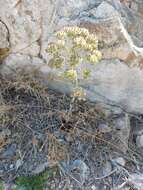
xmin=1 ymin=0 xmax=143 ymax=189
xmin=0 ymin=74 xmax=143 ymax=190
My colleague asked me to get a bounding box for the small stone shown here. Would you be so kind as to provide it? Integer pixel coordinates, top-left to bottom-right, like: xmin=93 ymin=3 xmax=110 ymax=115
xmin=102 ymin=161 xmax=112 ymax=176
xmin=91 ymin=185 xmax=96 ymax=190
xmin=112 ymin=115 xmax=130 ymax=153
xmin=136 ymin=135 xmax=143 ymax=148
xmin=128 ymin=173 xmax=143 ymax=190
xmin=98 ymin=123 xmax=111 ymax=133
xmin=33 ymin=162 xmax=48 ymax=174
xmin=16 ymin=159 xmax=23 ymax=170
xmin=113 ymin=157 xmax=126 ymax=166
xmin=10 ymin=164 xmax=14 ymax=169
xmin=114 ymin=117 xmax=125 ymax=130
xmin=2 ymin=143 xmax=17 ymax=158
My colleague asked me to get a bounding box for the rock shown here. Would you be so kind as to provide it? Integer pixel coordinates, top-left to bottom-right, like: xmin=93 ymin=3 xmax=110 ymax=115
xmin=10 ymin=164 xmax=14 ymax=169
xmin=1 ymin=54 xmax=44 ymax=76
xmin=113 ymin=157 xmax=126 ymax=166
xmin=0 ymin=0 xmax=41 ymax=55
xmin=2 ymin=143 xmax=17 ymax=158
xmin=1 ymin=0 xmax=143 ymax=116
xmin=136 ymin=135 xmax=143 ymax=148
xmin=16 ymin=159 xmax=23 ymax=170
xmin=2 ymin=55 xmax=143 ymax=115
xmin=94 ymin=103 xmax=123 ymax=118
xmin=0 ymin=21 xmax=9 ymax=48
xmin=60 ymin=160 xmax=90 ymax=184
xmin=102 ymin=161 xmax=112 ymax=176
xmin=112 ymin=115 xmax=130 ymax=153
xmin=57 ymin=0 xmax=97 ymax=18
xmin=91 ymin=185 xmax=96 ymax=190
xmin=111 ymin=0 xmax=143 ymax=47
xmin=32 ymin=162 xmax=49 ymax=174
xmin=94 ymin=1 xmax=119 ymax=19
xmin=98 ymin=123 xmax=111 ymax=133
xmin=80 ymin=2 xmax=143 ymax=67
xmin=113 ymin=116 xmax=127 ymax=130
xmin=128 ymin=173 xmax=143 ymax=190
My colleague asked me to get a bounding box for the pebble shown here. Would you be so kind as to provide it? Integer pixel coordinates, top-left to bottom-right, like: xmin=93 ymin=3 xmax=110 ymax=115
xmin=136 ymin=135 xmax=143 ymax=148
xmin=98 ymin=123 xmax=111 ymax=133
xmin=113 ymin=157 xmax=126 ymax=166
xmin=102 ymin=161 xmax=112 ymax=176
xmin=114 ymin=117 xmax=125 ymax=130
xmin=91 ymin=185 xmax=96 ymax=190
xmin=10 ymin=164 xmax=14 ymax=169
xmin=16 ymin=159 xmax=23 ymax=170
xmin=2 ymin=143 xmax=17 ymax=158
xmin=33 ymin=162 xmax=49 ymax=174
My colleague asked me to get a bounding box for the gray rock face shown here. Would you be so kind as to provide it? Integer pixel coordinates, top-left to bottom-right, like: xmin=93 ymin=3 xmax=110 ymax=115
xmin=57 ymin=0 xmax=98 ymax=18
xmin=1 ymin=0 xmax=143 ymax=114
xmin=112 ymin=114 xmax=130 ymax=153
xmin=136 ymin=134 xmax=143 ymax=148
xmin=0 ymin=21 xmax=9 ymax=48
xmin=80 ymin=2 xmax=143 ymax=67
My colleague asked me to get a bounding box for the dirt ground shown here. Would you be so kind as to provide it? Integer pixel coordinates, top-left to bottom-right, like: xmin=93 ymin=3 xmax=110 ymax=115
xmin=0 ymin=74 xmax=143 ymax=190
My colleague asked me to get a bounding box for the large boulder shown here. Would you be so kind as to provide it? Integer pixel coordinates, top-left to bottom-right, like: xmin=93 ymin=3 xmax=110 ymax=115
xmin=2 ymin=54 xmax=143 ymax=114
xmin=1 ymin=0 xmax=143 ymax=114
xmin=79 ymin=2 xmax=143 ymax=67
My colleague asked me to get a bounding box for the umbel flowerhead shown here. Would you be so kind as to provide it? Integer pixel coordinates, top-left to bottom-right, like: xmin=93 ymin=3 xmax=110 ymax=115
xmin=46 ymin=26 xmax=102 ymax=99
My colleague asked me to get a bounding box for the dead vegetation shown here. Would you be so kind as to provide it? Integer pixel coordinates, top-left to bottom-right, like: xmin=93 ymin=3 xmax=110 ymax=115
xmin=0 ymin=73 xmax=143 ymax=189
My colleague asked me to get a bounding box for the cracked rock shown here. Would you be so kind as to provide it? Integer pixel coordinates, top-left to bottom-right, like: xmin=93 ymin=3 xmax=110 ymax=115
xmin=0 ymin=21 xmax=9 ymax=48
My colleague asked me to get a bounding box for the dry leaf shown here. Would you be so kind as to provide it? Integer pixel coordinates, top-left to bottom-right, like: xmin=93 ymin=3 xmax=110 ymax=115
xmin=0 ymin=47 xmax=10 ymax=61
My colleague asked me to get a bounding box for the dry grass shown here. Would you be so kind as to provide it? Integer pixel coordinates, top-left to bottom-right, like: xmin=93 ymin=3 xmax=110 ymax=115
xmin=0 ymin=73 xmax=142 ymax=190
xmin=0 ymin=73 xmax=107 ymax=171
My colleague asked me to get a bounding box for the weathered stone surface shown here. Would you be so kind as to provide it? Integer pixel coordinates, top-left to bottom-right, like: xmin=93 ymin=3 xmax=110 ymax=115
xmin=108 ymin=0 xmax=143 ymax=47
xmin=136 ymin=135 xmax=143 ymax=148
xmin=112 ymin=114 xmax=130 ymax=153
xmin=1 ymin=55 xmax=143 ymax=114
xmin=79 ymin=2 xmax=143 ymax=68
xmin=1 ymin=0 xmax=143 ymax=115
xmin=113 ymin=157 xmax=126 ymax=166
xmin=94 ymin=1 xmax=119 ymax=19
xmin=128 ymin=173 xmax=143 ymax=190
xmin=0 ymin=21 xmax=9 ymax=48
xmin=0 ymin=0 xmax=41 ymax=55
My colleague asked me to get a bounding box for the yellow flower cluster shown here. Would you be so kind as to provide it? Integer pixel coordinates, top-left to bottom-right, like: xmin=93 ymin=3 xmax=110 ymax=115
xmin=87 ymin=51 xmax=102 ymax=64
xmin=69 ymin=54 xmax=82 ymax=66
xmin=72 ymin=87 xmax=86 ymax=100
xmin=47 ymin=43 xmax=58 ymax=54
xmin=56 ymin=31 xmax=66 ymax=39
xmin=88 ymin=54 xmax=98 ymax=64
xmin=83 ymin=68 xmax=91 ymax=79
xmin=74 ymin=36 xmax=87 ymax=48
xmin=93 ymin=50 xmax=102 ymax=60
xmin=47 ymin=26 xmax=102 ymax=100
xmin=86 ymin=34 xmax=98 ymax=45
xmin=57 ymin=40 xmax=65 ymax=48
xmin=63 ymin=26 xmax=89 ymax=37
xmin=58 ymin=26 xmax=98 ymax=51
xmin=48 ymin=56 xmax=64 ymax=69
xmin=63 ymin=69 xmax=77 ymax=80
